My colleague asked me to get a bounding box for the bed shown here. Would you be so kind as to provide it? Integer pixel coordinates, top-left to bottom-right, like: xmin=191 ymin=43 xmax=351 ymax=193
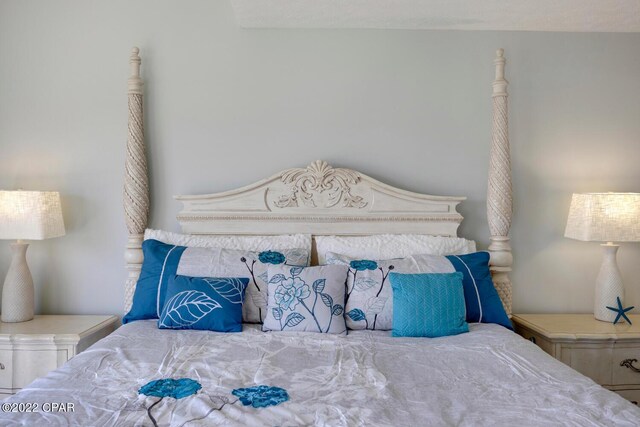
xmin=1 ymin=48 xmax=639 ymax=426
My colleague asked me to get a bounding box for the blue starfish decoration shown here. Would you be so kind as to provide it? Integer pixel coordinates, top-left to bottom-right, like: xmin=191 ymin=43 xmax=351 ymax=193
xmin=606 ymin=297 xmax=634 ymax=325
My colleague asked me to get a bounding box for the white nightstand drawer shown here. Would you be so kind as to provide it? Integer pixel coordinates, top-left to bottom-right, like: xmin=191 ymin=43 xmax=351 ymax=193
xmin=518 ymin=329 xmax=555 ymax=355
xmin=0 ymin=349 xmax=13 ymax=389
xmin=13 ymin=349 xmax=67 ymax=389
xmin=512 ymin=314 xmax=640 ymax=405
xmin=562 ymin=345 xmax=613 ymax=385
xmin=613 ymin=346 xmax=640 ymax=386
xmin=613 ymin=389 xmax=640 ymax=406
xmin=0 ymin=315 xmax=118 ymax=396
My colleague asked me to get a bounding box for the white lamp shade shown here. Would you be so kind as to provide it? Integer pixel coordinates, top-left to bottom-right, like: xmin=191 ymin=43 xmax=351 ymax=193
xmin=0 ymin=191 xmax=66 ymax=240
xmin=565 ymin=192 xmax=640 ymax=242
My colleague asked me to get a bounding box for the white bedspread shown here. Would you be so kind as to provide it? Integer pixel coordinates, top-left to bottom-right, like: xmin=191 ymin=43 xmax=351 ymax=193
xmin=1 ymin=321 xmax=638 ymax=426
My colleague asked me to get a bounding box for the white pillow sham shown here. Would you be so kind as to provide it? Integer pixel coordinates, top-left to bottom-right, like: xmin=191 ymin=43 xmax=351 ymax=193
xmin=176 ymin=246 xmax=310 ymax=323
xmin=144 ymin=229 xmax=312 ymax=253
xmin=262 ymin=264 xmax=349 ymax=334
xmin=315 ymin=234 xmax=476 ymax=264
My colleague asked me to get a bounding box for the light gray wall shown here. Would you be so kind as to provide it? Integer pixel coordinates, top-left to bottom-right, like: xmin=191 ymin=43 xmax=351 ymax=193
xmin=1 ymin=0 xmax=639 ymax=316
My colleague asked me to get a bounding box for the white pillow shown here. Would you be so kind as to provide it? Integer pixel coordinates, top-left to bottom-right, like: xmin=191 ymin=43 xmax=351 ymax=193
xmin=144 ymin=229 xmax=312 ymax=253
xmin=315 ymin=234 xmax=476 ymax=264
xmin=325 ymin=251 xmax=463 ymax=331
xmin=262 ymin=264 xmax=349 ymax=334
xmin=176 ymin=247 xmax=310 ymax=323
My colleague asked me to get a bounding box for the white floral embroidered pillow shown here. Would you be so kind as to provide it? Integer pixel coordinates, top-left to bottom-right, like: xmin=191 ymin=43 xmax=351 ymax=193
xmin=176 ymin=247 xmax=310 ymax=324
xmin=325 ymin=252 xmax=446 ymax=331
xmin=263 ymin=265 xmax=348 ymax=334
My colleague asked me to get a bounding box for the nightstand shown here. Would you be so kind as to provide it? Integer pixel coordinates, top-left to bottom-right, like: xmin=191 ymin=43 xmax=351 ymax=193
xmin=0 ymin=315 xmax=118 ymax=397
xmin=512 ymin=314 xmax=640 ymax=404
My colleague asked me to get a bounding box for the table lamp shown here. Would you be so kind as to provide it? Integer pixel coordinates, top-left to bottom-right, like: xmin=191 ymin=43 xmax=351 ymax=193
xmin=0 ymin=191 xmax=65 ymax=322
xmin=565 ymin=192 xmax=640 ymax=322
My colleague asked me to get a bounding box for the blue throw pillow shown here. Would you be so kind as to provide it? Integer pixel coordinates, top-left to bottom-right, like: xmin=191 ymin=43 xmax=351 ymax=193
xmin=123 ymin=239 xmax=310 ymax=324
xmin=389 ymin=272 xmax=469 ymax=338
xmin=158 ymin=275 xmax=249 ymax=332
xmin=444 ymin=252 xmax=512 ymax=330
xmin=124 ymin=240 xmax=187 ymax=324
xmin=327 ymin=251 xmax=512 ymax=331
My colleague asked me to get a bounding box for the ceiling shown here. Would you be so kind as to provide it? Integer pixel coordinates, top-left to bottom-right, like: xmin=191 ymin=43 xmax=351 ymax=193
xmin=230 ymin=0 xmax=640 ymax=32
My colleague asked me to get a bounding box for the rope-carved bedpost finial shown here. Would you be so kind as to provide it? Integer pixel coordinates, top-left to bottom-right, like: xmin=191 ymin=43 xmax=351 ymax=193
xmin=488 ymin=48 xmax=513 ymax=315
xmin=128 ymin=47 xmax=143 ymax=95
xmin=124 ymin=47 xmax=149 ymax=314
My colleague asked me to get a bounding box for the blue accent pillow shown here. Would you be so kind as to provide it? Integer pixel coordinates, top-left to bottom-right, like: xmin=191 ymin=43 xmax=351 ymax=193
xmin=123 ymin=240 xmax=187 ymax=324
xmin=444 ymin=252 xmax=512 ymax=330
xmin=158 ymin=275 xmax=249 ymax=332
xmin=389 ymin=272 xmax=469 ymax=338
xmin=327 ymin=251 xmax=512 ymax=331
xmin=123 ymin=239 xmax=310 ymax=325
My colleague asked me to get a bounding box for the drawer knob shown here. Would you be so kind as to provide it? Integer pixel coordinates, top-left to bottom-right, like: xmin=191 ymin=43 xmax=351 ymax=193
xmin=529 ymin=336 xmax=536 ymax=344
xmin=620 ymin=359 xmax=640 ymax=374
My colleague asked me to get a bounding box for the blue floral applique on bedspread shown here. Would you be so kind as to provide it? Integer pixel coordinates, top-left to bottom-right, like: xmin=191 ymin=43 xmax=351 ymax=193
xmin=139 ymin=378 xmax=202 ymax=426
xmin=232 ymin=385 xmax=290 ymax=408
xmin=138 ymin=379 xmax=289 ymax=426
xmin=139 ymin=378 xmax=202 ymax=399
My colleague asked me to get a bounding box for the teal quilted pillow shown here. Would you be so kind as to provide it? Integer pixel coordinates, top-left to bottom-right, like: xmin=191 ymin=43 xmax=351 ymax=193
xmin=389 ymin=272 xmax=469 ymax=338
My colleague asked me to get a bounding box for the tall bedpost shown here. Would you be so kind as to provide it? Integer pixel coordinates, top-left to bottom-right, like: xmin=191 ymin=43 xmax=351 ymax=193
xmin=488 ymin=48 xmax=513 ymax=315
xmin=123 ymin=47 xmax=149 ymax=314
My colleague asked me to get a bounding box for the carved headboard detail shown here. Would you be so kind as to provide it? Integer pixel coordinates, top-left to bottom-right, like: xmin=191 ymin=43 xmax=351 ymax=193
xmin=274 ymin=160 xmax=367 ymax=209
xmin=174 ymin=160 xmax=465 ymax=237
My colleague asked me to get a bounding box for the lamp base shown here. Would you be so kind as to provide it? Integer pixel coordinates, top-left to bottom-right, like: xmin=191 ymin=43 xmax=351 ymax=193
xmin=594 ymin=243 xmax=624 ymax=323
xmin=1 ymin=241 xmax=34 ymax=323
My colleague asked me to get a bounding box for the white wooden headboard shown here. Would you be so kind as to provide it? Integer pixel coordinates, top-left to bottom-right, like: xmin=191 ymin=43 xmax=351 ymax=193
xmin=175 ymin=160 xmax=465 ymax=236
xmin=123 ymin=48 xmax=513 ymax=315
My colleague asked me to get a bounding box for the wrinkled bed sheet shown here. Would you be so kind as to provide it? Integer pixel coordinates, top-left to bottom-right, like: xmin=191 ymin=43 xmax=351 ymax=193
xmin=1 ymin=321 xmax=639 ymax=426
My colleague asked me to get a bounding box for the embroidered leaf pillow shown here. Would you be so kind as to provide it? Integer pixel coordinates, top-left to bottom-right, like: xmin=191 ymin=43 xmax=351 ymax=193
xmin=124 ymin=239 xmax=310 ymax=324
xmin=158 ymin=275 xmax=249 ymax=332
xmin=176 ymin=246 xmax=310 ymax=323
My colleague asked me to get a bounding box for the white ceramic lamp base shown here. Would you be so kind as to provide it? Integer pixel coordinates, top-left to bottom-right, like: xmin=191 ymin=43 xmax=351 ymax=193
xmin=1 ymin=241 xmax=35 ymax=323
xmin=594 ymin=243 xmax=625 ymax=323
